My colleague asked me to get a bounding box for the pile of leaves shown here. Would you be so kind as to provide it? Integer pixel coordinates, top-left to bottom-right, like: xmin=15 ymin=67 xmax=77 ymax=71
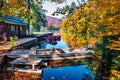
xmin=0 ymin=71 xmax=41 ymax=80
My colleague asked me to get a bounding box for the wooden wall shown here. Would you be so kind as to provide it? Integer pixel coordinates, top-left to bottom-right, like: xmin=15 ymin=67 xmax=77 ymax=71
xmin=0 ymin=22 xmax=7 ymax=38
xmin=0 ymin=22 xmax=26 ymax=39
xmin=19 ymin=26 xmax=26 ymax=36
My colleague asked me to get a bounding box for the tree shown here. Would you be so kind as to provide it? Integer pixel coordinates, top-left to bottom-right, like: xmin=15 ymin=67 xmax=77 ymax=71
xmin=0 ymin=0 xmax=27 ymax=16
xmin=26 ymin=0 xmax=47 ymax=33
xmin=77 ymin=0 xmax=81 ymax=6
xmin=61 ymin=0 xmax=120 ymax=79
xmin=0 ymin=0 xmax=47 ymax=33
xmin=52 ymin=2 xmax=77 ymax=18
xmin=0 ymin=0 xmax=3 ymax=9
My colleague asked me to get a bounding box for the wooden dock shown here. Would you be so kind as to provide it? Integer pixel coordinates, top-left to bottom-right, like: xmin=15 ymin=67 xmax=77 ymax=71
xmin=6 ymin=48 xmax=94 ymax=73
xmin=36 ymin=32 xmax=53 ymax=37
xmin=6 ymin=48 xmax=94 ymax=60
xmin=0 ymin=33 xmax=53 ymax=52
xmin=0 ymin=38 xmax=37 ymax=52
xmin=36 ymin=33 xmax=53 ymax=41
xmin=7 ymin=67 xmax=42 ymax=73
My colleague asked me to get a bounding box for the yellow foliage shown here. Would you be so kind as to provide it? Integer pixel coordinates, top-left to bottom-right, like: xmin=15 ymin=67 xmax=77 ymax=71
xmin=110 ymin=70 xmax=120 ymax=79
xmin=109 ymin=77 xmax=115 ymax=80
xmin=0 ymin=0 xmax=27 ymax=16
xmin=61 ymin=0 xmax=120 ymax=50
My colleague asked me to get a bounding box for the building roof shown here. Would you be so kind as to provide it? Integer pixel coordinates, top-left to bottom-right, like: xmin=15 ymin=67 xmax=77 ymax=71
xmin=41 ymin=65 xmax=95 ymax=80
xmin=0 ymin=15 xmax=27 ymax=26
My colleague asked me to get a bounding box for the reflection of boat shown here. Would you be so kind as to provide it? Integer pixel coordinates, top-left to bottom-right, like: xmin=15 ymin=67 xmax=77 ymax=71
xmin=45 ymin=35 xmax=61 ymax=45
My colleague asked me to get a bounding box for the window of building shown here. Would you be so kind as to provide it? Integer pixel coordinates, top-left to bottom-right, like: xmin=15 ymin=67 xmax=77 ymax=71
xmin=11 ymin=26 xmax=16 ymax=31
xmin=20 ymin=27 xmax=23 ymax=31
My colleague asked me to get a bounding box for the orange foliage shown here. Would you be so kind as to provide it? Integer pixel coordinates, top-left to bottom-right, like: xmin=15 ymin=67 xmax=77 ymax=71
xmin=0 ymin=0 xmax=27 ymax=16
xmin=0 ymin=71 xmax=41 ymax=80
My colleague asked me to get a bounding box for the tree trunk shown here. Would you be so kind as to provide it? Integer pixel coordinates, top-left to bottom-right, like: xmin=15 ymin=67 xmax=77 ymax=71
xmin=64 ymin=0 xmax=68 ymax=6
xmin=0 ymin=0 xmax=3 ymax=9
xmin=77 ymin=0 xmax=81 ymax=7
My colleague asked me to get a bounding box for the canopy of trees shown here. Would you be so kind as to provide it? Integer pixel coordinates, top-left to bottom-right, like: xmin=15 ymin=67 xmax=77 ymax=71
xmin=52 ymin=2 xmax=77 ymax=17
xmin=0 ymin=0 xmax=27 ymax=16
xmin=61 ymin=0 xmax=120 ymax=79
xmin=61 ymin=0 xmax=120 ymax=50
xmin=0 ymin=0 xmax=47 ymax=32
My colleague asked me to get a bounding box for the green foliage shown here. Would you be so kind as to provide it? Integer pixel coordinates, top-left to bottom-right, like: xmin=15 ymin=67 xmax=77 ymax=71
xmin=0 ymin=51 xmax=2 ymax=54
xmin=0 ymin=0 xmax=27 ymax=16
xmin=0 ymin=0 xmax=47 ymax=33
xmin=30 ymin=46 xmax=39 ymax=50
xmin=8 ymin=36 xmax=18 ymax=50
xmin=52 ymin=2 xmax=77 ymax=17
xmin=27 ymin=0 xmax=47 ymax=33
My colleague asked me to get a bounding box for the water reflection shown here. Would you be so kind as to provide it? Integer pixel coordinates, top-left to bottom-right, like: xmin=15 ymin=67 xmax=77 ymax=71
xmin=60 ymin=31 xmax=82 ymax=48
xmin=60 ymin=31 xmax=95 ymax=48
xmin=45 ymin=39 xmax=68 ymax=49
xmin=43 ymin=31 xmax=68 ymax=49
xmin=32 ymin=31 xmax=95 ymax=79
xmin=33 ymin=31 xmax=94 ymax=49
xmin=44 ymin=31 xmax=86 ymax=49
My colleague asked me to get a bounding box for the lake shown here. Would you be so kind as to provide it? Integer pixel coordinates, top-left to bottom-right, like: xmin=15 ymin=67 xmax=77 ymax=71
xmin=35 ymin=31 xmax=69 ymax=49
xmin=38 ymin=31 xmax=83 ymax=49
xmin=31 ymin=31 xmax=95 ymax=79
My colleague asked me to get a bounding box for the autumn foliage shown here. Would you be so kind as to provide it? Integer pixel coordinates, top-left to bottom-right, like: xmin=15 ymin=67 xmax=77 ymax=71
xmin=0 ymin=0 xmax=27 ymax=16
xmin=0 ymin=71 xmax=41 ymax=80
xmin=61 ymin=0 xmax=120 ymax=79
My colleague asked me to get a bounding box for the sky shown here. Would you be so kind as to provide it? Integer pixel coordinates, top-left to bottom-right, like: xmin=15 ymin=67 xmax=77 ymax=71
xmin=42 ymin=0 xmax=81 ymax=19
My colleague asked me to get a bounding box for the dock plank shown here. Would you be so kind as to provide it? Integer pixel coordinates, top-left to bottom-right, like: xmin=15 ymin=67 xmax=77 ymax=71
xmin=0 ymin=38 xmax=37 ymax=51
xmin=7 ymin=67 xmax=42 ymax=73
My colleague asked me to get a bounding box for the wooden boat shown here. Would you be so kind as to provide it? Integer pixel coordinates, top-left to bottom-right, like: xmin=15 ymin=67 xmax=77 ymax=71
xmin=44 ymin=35 xmax=61 ymax=45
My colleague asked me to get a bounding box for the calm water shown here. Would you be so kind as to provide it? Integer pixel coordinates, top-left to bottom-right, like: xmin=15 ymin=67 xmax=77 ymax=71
xmin=33 ymin=31 xmax=95 ymax=79
xmin=45 ymin=39 xmax=68 ymax=49
xmin=38 ymin=31 xmax=69 ymax=49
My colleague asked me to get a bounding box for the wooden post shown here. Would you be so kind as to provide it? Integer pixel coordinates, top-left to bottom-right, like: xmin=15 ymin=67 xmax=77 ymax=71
xmin=27 ymin=0 xmax=30 ymax=35
xmin=32 ymin=64 xmax=35 ymax=70
xmin=0 ymin=0 xmax=3 ymax=10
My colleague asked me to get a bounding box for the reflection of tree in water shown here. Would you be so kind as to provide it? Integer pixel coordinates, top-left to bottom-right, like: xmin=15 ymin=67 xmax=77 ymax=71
xmin=61 ymin=32 xmax=120 ymax=79
xmin=61 ymin=32 xmax=79 ymax=47
xmin=61 ymin=31 xmax=94 ymax=48
xmin=62 ymin=59 xmax=92 ymax=67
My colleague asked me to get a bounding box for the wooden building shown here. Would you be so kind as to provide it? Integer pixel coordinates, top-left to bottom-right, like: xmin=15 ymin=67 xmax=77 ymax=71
xmin=0 ymin=15 xmax=27 ymax=40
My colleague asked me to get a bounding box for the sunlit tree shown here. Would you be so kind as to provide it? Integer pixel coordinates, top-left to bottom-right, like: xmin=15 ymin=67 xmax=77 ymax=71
xmin=61 ymin=0 xmax=120 ymax=79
